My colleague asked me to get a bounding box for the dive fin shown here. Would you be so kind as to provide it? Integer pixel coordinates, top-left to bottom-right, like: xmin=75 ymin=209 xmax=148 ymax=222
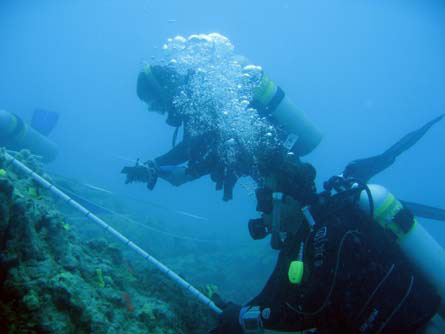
xmin=31 ymin=109 xmax=59 ymax=136
xmin=401 ymin=200 xmax=445 ymax=221
xmin=343 ymin=114 xmax=444 ymax=182
xmin=381 ymin=113 xmax=444 ymax=159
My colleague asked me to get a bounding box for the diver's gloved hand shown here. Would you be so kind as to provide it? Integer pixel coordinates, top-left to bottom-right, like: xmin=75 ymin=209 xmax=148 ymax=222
xmin=210 ymin=168 xmax=238 ymax=201
xmin=211 ymin=168 xmax=224 ymax=191
xmin=209 ymin=300 xmax=243 ymax=334
xmin=222 ymin=171 xmax=237 ymax=202
xmin=121 ymin=159 xmax=158 ymax=190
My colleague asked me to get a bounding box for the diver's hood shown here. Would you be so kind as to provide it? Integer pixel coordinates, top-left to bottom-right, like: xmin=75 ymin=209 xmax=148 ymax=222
xmin=268 ymin=160 xmax=317 ymax=206
xmin=136 ymin=65 xmax=185 ymax=106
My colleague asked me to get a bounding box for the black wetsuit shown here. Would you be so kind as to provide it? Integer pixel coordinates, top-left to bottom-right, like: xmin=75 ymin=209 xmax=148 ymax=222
xmin=153 ymin=111 xmax=218 ymax=178
xmin=153 ymin=117 xmax=253 ymax=201
xmin=247 ymin=200 xmax=441 ymax=333
xmin=153 ymin=124 xmax=220 ymax=180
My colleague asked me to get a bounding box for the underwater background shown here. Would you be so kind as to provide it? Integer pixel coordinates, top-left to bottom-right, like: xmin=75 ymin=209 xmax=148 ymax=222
xmin=1 ymin=0 xmax=444 ymax=333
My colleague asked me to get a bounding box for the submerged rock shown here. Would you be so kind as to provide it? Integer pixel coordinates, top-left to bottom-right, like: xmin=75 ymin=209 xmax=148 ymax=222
xmin=0 ymin=151 xmax=215 ymax=333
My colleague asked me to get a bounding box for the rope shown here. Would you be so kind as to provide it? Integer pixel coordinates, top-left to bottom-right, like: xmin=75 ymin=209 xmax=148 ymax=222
xmin=57 ymin=186 xmax=215 ymax=243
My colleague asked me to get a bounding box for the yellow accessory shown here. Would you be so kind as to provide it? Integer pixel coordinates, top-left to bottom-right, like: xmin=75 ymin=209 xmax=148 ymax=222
xmin=289 ymin=260 xmax=304 ymax=284
xmin=289 ymin=241 xmax=304 ymax=284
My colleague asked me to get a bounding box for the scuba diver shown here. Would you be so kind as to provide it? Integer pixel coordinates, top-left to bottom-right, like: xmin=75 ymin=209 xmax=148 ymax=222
xmin=0 ymin=109 xmax=59 ymax=162
xmin=210 ymin=115 xmax=445 ymax=334
xmin=121 ymin=49 xmax=323 ymax=201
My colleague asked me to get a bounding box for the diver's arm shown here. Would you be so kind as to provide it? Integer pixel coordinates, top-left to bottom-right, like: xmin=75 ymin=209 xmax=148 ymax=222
xmin=153 ymin=140 xmax=190 ymax=166
xmin=153 ymin=135 xmax=218 ymax=187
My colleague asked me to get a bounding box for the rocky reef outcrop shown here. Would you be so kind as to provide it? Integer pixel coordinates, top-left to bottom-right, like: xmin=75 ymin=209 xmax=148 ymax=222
xmin=0 ymin=150 xmax=215 ymax=334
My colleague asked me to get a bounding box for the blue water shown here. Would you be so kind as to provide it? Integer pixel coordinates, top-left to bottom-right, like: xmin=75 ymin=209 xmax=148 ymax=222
xmin=1 ymin=0 xmax=444 ymax=256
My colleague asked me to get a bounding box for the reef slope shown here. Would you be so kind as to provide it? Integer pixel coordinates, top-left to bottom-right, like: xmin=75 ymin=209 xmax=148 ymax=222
xmin=0 ymin=150 xmax=213 ymax=334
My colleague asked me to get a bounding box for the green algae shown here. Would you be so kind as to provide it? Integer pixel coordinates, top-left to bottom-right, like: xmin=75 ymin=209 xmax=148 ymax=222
xmin=96 ymin=268 xmax=106 ymax=288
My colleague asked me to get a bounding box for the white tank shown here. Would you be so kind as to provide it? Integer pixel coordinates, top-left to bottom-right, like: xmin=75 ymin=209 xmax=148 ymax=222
xmin=251 ymin=72 xmax=322 ymax=156
xmin=271 ymin=94 xmax=323 ymax=155
xmin=359 ymin=184 xmax=445 ymax=300
xmin=236 ymin=55 xmax=323 ymax=156
xmin=0 ymin=110 xmax=58 ymax=162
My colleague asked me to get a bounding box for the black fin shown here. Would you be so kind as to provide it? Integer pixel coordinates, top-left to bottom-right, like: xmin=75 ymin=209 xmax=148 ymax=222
xmin=343 ymin=114 xmax=444 ymax=182
xmin=401 ymin=200 xmax=445 ymax=221
xmin=31 ymin=109 xmax=59 ymax=136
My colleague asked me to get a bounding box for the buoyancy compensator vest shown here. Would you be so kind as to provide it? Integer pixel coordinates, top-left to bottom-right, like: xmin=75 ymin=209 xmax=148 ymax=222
xmin=296 ymin=184 xmax=442 ymax=333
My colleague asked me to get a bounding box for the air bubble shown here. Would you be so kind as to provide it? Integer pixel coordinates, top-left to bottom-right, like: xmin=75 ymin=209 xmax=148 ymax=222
xmin=240 ymin=100 xmax=250 ymax=108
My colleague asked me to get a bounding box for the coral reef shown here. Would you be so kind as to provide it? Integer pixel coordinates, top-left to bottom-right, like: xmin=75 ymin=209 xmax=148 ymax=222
xmin=0 ymin=150 xmax=215 ymax=334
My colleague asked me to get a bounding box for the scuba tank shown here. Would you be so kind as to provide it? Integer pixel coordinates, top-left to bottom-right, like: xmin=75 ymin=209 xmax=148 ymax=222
xmin=0 ymin=110 xmax=58 ymax=162
xmin=139 ymin=57 xmax=323 ymax=156
xmin=234 ymin=55 xmax=324 ymax=156
xmin=249 ymin=69 xmax=323 ymax=156
xmin=359 ymin=184 xmax=445 ymax=301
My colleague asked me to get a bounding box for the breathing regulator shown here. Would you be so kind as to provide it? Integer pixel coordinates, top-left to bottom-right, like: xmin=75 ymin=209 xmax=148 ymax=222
xmin=248 ymin=160 xmax=317 ymax=248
